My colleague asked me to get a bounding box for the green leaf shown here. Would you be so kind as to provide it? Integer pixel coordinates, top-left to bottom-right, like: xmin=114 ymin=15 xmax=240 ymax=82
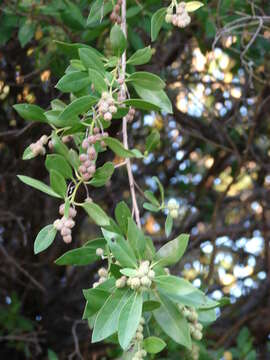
xmin=123 ymin=99 xmax=160 ymax=111
xmin=127 ymin=218 xmax=145 ymax=259
xmin=56 ymin=71 xmax=91 ymax=93
xmin=87 ymin=0 xmax=113 ymax=26
xmin=82 ymin=201 xmax=110 ymax=226
xmin=50 ymin=170 xmax=66 ymax=198
xmin=144 ymin=190 xmax=159 ymax=207
xmin=110 ymin=24 xmax=127 ymax=56
xmin=155 ymin=275 xmax=218 ymax=309
xmin=17 ymin=175 xmax=61 ymax=198
xmin=34 ymin=224 xmax=57 ymax=254
xmin=155 ymin=233 xmax=189 ymax=266
xmin=186 ymin=1 xmax=204 ymax=12
xmin=89 ymin=162 xmax=114 ymax=187
xmin=68 ymin=149 xmax=80 ymax=170
xmin=88 ymin=68 xmax=108 ymax=94
xmin=120 ymin=268 xmax=138 ymax=277
xmin=115 ymin=201 xmax=131 ymax=234
xmin=197 ymin=308 xmax=217 ymax=324
xmin=60 ymin=0 xmax=85 ymax=30
xmin=143 ymin=203 xmax=159 ymax=212
xmin=146 ymin=129 xmax=160 ymax=153
xmin=18 ymin=21 xmax=36 ymax=47
xmin=153 ymin=176 xmax=164 ymax=203
xmin=118 ymin=292 xmax=143 ymax=349
xmin=127 ymin=72 xmax=165 ymax=90
xmin=83 ymin=288 xmax=111 ymax=319
xmin=45 ymin=154 xmax=73 ymax=179
xmin=92 ymin=289 xmax=130 ymax=342
xmin=104 ymin=137 xmax=134 ymax=158
xmin=55 ymin=246 xmax=101 ymax=266
xmin=134 ymin=85 xmax=172 ymax=114
xmin=55 ymin=41 xmax=104 ymax=59
xmin=22 ymin=146 xmax=35 ymax=160
xmin=79 ymin=47 xmax=105 ymax=74
xmin=153 ymin=293 xmax=191 ymax=349
xmin=108 ymin=234 xmax=138 ymax=268
xmin=143 ymin=336 xmax=166 ymax=354
xmin=51 ymin=99 xmax=66 ymax=111
xmin=142 ymin=300 xmax=161 ymax=312
xmin=58 ymin=95 xmax=97 ymax=123
xmin=13 ymin=104 xmax=47 ymax=123
xmin=151 ymin=8 xmax=167 ymax=42
xmin=127 ymin=46 xmax=152 ymax=66
xmin=165 ymin=214 xmax=173 ymax=238
xmin=48 ymin=349 xmax=59 ymax=360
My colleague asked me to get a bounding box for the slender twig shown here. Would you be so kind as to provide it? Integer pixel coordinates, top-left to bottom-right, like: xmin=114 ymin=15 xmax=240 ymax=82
xmin=121 ymin=0 xmax=141 ymax=228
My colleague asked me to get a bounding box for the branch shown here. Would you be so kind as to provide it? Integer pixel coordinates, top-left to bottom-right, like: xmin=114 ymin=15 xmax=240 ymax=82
xmin=121 ymin=0 xmax=141 ymax=228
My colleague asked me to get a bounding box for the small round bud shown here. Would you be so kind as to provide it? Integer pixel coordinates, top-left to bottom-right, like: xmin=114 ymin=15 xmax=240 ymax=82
xmin=82 ymin=139 xmax=89 ymax=149
xmin=48 ymin=140 xmax=54 ymax=150
xmin=196 ymin=323 xmax=203 ymax=331
xmin=53 ymin=219 xmax=63 ymax=230
xmin=82 ymin=173 xmax=91 ymax=181
xmin=40 ymin=135 xmax=48 ymax=144
xmin=87 ymin=164 xmax=96 ymax=175
xmin=148 ymin=269 xmax=155 ymax=279
xmin=61 ymin=227 xmax=71 ymax=236
xmin=130 ymin=277 xmax=140 ymax=289
xmin=69 ymin=207 xmax=77 ymax=218
xmin=137 ymin=324 xmax=143 ymax=333
xmin=98 ymin=268 xmax=108 ymax=278
xmin=79 ymin=154 xmax=88 ymax=162
xmin=109 ymin=105 xmax=117 ymax=114
xmin=136 ymin=332 xmax=143 ymax=341
xmin=79 ymin=165 xmax=87 ymax=173
xmin=170 ymin=209 xmax=179 ymax=219
xmin=63 ymin=235 xmax=72 ymax=243
xmin=88 ymin=135 xmax=96 ymax=144
xmin=93 ymin=282 xmax=99 ymax=288
xmin=87 ymin=146 xmax=96 ymax=159
xmin=104 ymin=112 xmax=112 ymax=121
xmin=65 ymin=219 xmax=75 ymax=229
xmin=140 ymin=350 xmax=147 ymax=357
xmin=96 ymin=248 xmax=104 ymax=256
xmin=99 ymin=276 xmax=107 ymax=284
xmin=141 ymin=276 xmax=151 ymax=287
xmin=140 ymin=317 xmax=145 ymax=325
xmin=165 ymin=14 xmax=172 ymax=23
xmin=192 ymin=330 xmax=203 ymax=340
xmin=59 ymin=204 xmax=65 ymax=215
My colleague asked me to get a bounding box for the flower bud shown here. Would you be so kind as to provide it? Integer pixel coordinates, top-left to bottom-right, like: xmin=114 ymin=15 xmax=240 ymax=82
xmin=96 ymin=248 xmax=104 ymax=256
xmin=98 ymin=268 xmax=108 ymax=277
xmin=53 ymin=219 xmax=63 ymax=230
xmin=63 ymin=235 xmax=72 ymax=243
xmin=104 ymin=112 xmax=112 ymax=121
xmin=140 ymin=276 xmax=151 ymax=287
xmin=148 ymin=269 xmax=155 ymax=279
xmin=130 ymin=277 xmax=140 ymax=289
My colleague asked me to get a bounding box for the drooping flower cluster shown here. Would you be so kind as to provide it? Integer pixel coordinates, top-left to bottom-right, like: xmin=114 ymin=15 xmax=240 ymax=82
xmin=30 ymin=135 xmax=48 ymax=156
xmin=178 ymin=305 xmax=203 ymax=341
xmin=98 ymin=92 xmax=117 ymax=122
xmin=167 ymin=198 xmax=179 ymax=219
xmin=131 ymin=317 xmax=147 ymax=360
xmin=53 ymin=204 xmax=77 ymax=243
xmin=116 ymin=261 xmax=155 ymax=290
xmin=110 ymin=0 xmax=122 ymax=24
xmin=93 ymin=267 xmax=108 ymax=288
xmin=165 ymin=2 xmax=191 ymax=28
xmin=79 ymin=139 xmax=97 ymax=181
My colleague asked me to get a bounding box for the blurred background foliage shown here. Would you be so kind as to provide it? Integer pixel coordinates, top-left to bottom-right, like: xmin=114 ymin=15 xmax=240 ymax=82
xmin=1 ymin=0 xmax=270 ymax=359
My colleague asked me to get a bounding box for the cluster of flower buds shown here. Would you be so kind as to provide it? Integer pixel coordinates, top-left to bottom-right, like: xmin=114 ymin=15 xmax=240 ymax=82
xmin=178 ymin=305 xmax=203 ymax=341
xmin=165 ymin=2 xmax=191 ymax=28
xmin=124 ymin=261 xmax=155 ymax=290
xmin=126 ymin=107 xmax=136 ymax=122
xmin=93 ymin=267 xmax=108 ymax=288
xmin=53 ymin=204 xmax=77 ymax=243
xmin=167 ymin=198 xmax=179 ymax=219
xmin=79 ymin=138 xmax=97 ymax=181
xmin=131 ymin=318 xmax=147 ymax=360
xmin=98 ymin=92 xmax=117 ymax=122
xmin=110 ymin=0 xmax=122 ymax=24
xmin=30 ymin=135 xmax=48 ymax=156
xmin=190 ymin=343 xmax=200 ymax=360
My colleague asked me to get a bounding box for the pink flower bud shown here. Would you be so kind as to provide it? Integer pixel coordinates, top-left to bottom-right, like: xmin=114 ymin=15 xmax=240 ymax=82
xmin=82 ymin=139 xmax=89 ymax=149
xmin=87 ymin=146 xmax=96 ymax=160
xmin=109 ymin=105 xmax=117 ymax=114
xmin=63 ymin=235 xmax=72 ymax=244
xmin=82 ymin=173 xmax=91 ymax=181
xmin=104 ymin=112 xmax=112 ymax=121
xmin=53 ymin=219 xmax=63 ymax=231
xmin=61 ymin=227 xmax=71 ymax=236
xmin=79 ymin=165 xmax=87 ymax=174
xmin=88 ymin=135 xmax=96 ymax=144
xmin=40 ymin=135 xmax=48 ymax=145
xmin=59 ymin=204 xmax=65 ymax=215
xmin=93 ymin=127 xmax=100 ymax=134
xmin=65 ymin=219 xmax=75 ymax=228
xmin=79 ymin=154 xmax=87 ymax=163
xmin=84 ymin=160 xmax=92 ymax=167
xmin=87 ymin=164 xmax=96 ymax=174
xmin=69 ymin=207 xmax=77 ymax=218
